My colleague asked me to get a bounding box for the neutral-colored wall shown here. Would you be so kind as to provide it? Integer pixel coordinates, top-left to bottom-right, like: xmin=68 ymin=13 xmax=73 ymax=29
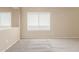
xmin=0 ymin=7 xmax=20 ymax=27
xmin=0 ymin=8 xmax=20 ymax=51
xmin=21 ymin=7 xmax=79 ymax=39
xmin=0 ymin=27 xmax=20 ymax=52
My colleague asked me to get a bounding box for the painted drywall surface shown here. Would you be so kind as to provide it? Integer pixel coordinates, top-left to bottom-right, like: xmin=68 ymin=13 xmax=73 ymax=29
xmin=0 ymin=7 xmax=20 ymax=27
xmin=0 ymin=8 xmax=20 ymax=51
xmin=0 ymin=27 xmax=20 ymax=52
xmin=21 ymin=7 xmax=79 ymax=39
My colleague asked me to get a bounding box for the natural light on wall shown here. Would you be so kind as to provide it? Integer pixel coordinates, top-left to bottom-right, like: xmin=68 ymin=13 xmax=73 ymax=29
xmin=0 ymin=12 xmax=11 ymax=27
xmin=27 ymin=12 xmax=50 ymax=31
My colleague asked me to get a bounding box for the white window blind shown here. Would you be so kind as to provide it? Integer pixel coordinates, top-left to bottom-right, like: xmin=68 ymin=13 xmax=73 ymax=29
xmin=0 ymin=12 xmax=11 ymax=27
xmin=27 ymin=12 xmax=50 ymax=31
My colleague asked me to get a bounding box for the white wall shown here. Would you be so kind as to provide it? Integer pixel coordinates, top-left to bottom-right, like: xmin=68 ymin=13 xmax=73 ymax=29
xmin=0 ymin=7 xmax=20 ymax=27
xmin=0 ymin=27 xmax=20 ymax=52
xmin=21 ymin=7 xmax=79 ymax=39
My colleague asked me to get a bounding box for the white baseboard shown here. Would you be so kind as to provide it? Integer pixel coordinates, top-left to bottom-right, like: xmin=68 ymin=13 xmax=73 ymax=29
xmin=52 ymin=37 xmax=79 ymax=39
xmin=21 ymin=37 xmax=79 ymax=39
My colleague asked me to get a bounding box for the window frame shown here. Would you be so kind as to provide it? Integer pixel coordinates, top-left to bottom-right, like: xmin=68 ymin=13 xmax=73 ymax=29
xmin=0 ymin=12 xmax=11 ymax=27
xmin=27 ymin=12 xmax=51 ymax=31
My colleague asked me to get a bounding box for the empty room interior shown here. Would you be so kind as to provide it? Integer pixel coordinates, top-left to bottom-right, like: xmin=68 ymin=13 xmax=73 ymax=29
xmin=0 ymin=7 xmax=79 ymax=52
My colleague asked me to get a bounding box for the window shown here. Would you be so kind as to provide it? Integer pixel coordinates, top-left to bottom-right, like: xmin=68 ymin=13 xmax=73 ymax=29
xmin=27 ymin=12 xmax=50 ymax=31
xmin=0 ymin=12 xmax=11 ymax=27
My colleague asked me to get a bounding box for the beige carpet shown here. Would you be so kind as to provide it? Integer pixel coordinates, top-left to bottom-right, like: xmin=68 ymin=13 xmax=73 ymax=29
xmin=6 ymin=39 xmax=79 ymax=52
